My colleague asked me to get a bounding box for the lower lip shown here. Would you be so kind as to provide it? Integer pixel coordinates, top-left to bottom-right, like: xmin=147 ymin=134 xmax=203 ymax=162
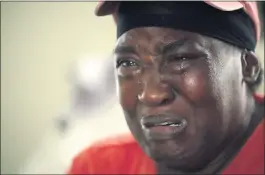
xmin=143 ymin=124 xmax=187 ymax=140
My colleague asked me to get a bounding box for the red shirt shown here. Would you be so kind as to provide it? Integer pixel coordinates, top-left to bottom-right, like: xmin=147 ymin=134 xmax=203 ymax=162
xmin=68 ymin=95 xmax=264 ymax=174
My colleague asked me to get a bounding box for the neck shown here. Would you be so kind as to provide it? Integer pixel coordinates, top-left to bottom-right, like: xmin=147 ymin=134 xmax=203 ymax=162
xmin=157 ymin=94 xmax=263 ymax=174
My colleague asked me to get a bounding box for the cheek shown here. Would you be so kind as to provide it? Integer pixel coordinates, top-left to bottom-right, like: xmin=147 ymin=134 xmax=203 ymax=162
xmin=181 ymin=70 xmax=208 ymax=102
xmin=118 ymin=78 xmax=144 ymax=142
xmin=118 ymin=78 xmax=138 ymax=111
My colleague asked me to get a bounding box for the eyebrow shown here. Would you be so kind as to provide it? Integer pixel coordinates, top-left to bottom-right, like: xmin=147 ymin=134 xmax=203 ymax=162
xmin=114 ymin=38 xmax=191 ymax=55
xmin=114 ymin=45 xmax=137 ymax=55
xmin=160 ymin=38 xmax=189 ymax=54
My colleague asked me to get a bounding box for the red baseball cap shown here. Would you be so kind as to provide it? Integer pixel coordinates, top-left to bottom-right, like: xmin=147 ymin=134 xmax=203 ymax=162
xmin=95 ymin=1 xmax=260 ymax=41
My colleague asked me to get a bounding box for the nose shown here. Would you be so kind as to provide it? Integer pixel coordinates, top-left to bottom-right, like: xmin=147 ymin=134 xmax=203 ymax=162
xmin=138 ymin=73 xmax=175 ymax=107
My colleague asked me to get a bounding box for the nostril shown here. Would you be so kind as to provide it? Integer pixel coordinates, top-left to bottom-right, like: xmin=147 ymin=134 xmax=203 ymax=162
xmin=160 ymin=89 xmax=176 ymax=106
xmin=161 ymin=98 xmax=171 ymax=105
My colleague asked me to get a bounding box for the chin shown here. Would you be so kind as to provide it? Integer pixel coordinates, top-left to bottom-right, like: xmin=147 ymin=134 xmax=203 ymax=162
xmin=144 ymin=140 xmax=209 ymax=171
xmin=144 ymin=141 xmax=187 ymax=160
xmin=152 ymin=151 xmax=208 ymax=172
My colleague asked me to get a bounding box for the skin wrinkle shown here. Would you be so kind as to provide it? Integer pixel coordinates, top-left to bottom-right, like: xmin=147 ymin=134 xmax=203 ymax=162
xmin=113 ymin=27 xmax=262 ymax=174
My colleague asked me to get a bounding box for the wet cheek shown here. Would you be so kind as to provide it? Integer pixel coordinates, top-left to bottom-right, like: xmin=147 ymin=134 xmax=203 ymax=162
xmin=182 ymin=72 xmax=207 ymax=101
xmin=118 ymin=80 xmax=138 ymax=110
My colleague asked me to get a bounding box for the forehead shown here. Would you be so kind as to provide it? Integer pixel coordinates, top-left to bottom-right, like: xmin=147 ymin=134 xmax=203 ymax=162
xmin=115 ymin=27 xmax=210 ymax=49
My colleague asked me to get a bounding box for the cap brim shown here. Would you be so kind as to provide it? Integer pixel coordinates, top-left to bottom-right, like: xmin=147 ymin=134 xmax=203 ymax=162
xmin=204 ymin=1 xmax=243 ymax=11
xmin=95 ymin=1 xmax=243 ymax=16
xmin=95 ymin=1 xmax=120 ymax=16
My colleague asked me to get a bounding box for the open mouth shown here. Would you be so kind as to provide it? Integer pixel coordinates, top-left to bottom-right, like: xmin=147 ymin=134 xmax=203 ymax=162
xmin=144 ymin=120 xmax=186 ymax=128
xmin=141 ymin=115 xmax=188 ymax=140
xmin=141 ymin=114 xmax=187 ymax=129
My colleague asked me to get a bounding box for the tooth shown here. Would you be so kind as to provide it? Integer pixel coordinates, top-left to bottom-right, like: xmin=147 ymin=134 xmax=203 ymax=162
xmin=155 ymin=121 xmax=184 ymax=127
xmin=158 ymin=122 xmax=167 ymax=126
xmin=169 ymin=123 xmax=181 ymax=127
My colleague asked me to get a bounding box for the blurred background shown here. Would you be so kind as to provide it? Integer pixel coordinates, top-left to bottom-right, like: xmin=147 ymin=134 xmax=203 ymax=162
xmin=1 ymin=2 xmax=264 ymax=174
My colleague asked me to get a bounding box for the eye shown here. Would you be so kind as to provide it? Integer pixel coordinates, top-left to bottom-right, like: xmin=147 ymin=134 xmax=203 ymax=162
xmin=116 ymin=59 xmax=138 ymax=68
xmin=164 ymin=55 xmax=194 ymax=73
xmin=116 ymin=58 xmax=140 ymax=77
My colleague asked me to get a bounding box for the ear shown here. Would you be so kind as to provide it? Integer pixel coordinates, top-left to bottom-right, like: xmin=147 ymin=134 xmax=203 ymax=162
xmin=241 ymin=50 xmax=261 ymax=85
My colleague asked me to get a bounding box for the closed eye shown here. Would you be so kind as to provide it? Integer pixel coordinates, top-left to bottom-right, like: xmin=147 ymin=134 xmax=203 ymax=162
xmin=167 ymin=56 xmax=195 ymax=62
xmin=166 ymin=52 xmax=208 ymax=63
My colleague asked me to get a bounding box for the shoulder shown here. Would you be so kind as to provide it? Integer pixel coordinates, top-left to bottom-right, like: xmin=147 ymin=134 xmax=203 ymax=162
xmin=67 ymin=133 xmax=142 ymax=174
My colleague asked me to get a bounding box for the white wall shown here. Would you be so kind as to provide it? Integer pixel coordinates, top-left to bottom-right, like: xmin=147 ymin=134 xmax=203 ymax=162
xmin=1 ymin=2 xmax=116 ymax=174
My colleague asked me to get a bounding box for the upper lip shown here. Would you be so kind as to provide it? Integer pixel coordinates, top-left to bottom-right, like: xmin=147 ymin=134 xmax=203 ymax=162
xmin=140 ymin=114 xmax=186 ymax=128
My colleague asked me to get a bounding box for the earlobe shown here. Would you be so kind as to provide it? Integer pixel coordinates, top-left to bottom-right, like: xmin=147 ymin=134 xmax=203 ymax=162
xmin=241 ymin=50 xmax=261 ymax=85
